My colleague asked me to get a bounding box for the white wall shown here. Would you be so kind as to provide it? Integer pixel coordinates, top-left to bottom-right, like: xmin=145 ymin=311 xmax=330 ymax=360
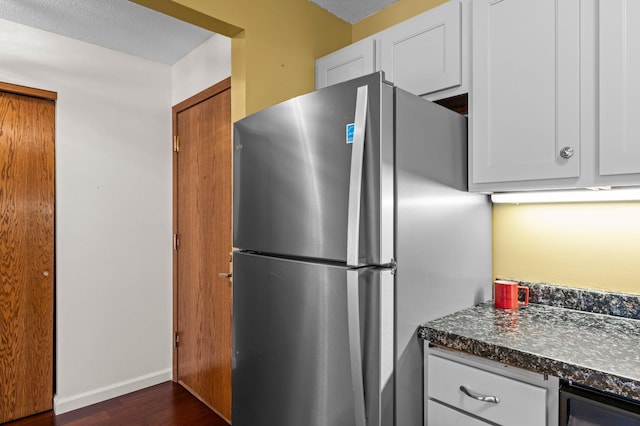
xmin=172 ymin=33 xmax=231 ymax=105
xmin=0 ymin=15 xmax=232 ymax=415
xmin=0 ymin=18 xmax=172 ymax=413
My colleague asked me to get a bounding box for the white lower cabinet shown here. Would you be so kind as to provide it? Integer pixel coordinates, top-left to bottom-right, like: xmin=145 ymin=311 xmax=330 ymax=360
xmin=427 ymin=401 xmax=491 ymax=425
xmin=425 ymin=347 xmax=558 ymax=426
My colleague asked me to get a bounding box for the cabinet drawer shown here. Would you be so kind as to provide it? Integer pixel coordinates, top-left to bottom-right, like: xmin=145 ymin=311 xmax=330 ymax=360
xmin=427 ymin=355 xmax=547 ymax=426
xmin=428 ymin=400 xmax=491 ymax=425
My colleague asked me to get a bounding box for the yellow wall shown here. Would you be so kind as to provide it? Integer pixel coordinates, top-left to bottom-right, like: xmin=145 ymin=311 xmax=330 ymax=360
xmin=494 ymin=202 xmax=640 ymax=295
xmin=134 ymin=0 xmax=448 ymax=121
xmin=134 ymin=0 xmax=351 ymax=120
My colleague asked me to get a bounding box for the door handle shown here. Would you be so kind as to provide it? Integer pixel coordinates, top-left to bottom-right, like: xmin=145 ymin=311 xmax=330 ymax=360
xmin=346 ymin=85 xmax=368 ymax=267
xmin=347 ymin=269 xmax=366 ymax=426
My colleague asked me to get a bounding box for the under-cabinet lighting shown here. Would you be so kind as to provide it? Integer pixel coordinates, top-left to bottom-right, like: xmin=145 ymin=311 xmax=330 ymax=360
xmin=490 ymin=187 xmax=640 ymax=204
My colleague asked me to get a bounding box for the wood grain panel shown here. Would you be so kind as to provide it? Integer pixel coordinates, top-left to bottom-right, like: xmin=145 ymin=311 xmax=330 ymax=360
xmin=174 ymin=79 xmax=232 ymax=422
xmin=0 ymin=91 xmax=55 ymax=422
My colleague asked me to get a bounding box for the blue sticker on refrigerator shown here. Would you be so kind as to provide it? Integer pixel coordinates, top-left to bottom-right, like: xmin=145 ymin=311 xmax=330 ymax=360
xmin=346 ymin=123 xmax=355 ymax=144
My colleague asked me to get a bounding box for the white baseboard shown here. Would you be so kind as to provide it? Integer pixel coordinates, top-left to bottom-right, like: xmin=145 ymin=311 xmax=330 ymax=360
xmin=53 ymin=368 xmax=172 ymax=415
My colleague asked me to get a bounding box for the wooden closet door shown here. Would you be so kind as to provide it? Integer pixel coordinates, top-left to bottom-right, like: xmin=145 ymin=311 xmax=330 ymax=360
xmin=0 ymin=89 xmax=55 ymax=423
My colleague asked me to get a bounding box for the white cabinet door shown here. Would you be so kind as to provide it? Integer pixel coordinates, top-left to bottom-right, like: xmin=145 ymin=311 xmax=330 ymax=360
xmin=315 ymin=39 xmax=376 ymax=89
xmin=599 ymin=0 xmax=640 ymax=176
xmin=380 ymin=0 xmax=461 ymax=96
xmin=471 ymin=0 xmax=581 ymax=188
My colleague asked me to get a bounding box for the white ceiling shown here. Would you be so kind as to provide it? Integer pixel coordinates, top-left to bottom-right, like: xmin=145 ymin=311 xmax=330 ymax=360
xmin=311 ymin=0 xmax=398 ymax=24
xmin=0 ymin=0 xmax=216 ymax=64
xmin=0 ymin=0 xmax=394 ymax=64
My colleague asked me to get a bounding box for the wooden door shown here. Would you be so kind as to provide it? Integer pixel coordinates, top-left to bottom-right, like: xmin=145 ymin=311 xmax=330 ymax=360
xmin=0 ymin=84 xmax=55 ymax=423
xmin=173 ymin=78 xmax=232 ymax=422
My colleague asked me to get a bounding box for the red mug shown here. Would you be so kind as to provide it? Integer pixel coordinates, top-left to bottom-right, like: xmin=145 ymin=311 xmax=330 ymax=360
xmin=494 ymin=280 xmax=529 ymax=309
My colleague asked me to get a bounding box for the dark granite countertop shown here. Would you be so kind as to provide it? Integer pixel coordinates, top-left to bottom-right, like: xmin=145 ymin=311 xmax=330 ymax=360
xmin=419 ymin=302 xmax=640 ymax=401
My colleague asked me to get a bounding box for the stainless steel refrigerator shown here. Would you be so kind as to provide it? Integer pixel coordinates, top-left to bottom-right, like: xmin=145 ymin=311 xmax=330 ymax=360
xmin=232 ymin=72 xmax=491 ymax=426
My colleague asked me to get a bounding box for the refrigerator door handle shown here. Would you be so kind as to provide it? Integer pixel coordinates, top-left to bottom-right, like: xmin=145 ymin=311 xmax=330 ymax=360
xmin=346 ymin=269 xmax=367 ymax=426
xmin=346 ymin=85 xmax=369 ymax=267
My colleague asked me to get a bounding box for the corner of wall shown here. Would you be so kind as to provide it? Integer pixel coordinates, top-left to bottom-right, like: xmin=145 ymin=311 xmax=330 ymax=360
xmin=53 ymin=369 xmax=172 ymax=415
xmin=231 ymin=31 xmax=246 ymax=122
xmin=171 ymin=33 xmax=232 ymax=106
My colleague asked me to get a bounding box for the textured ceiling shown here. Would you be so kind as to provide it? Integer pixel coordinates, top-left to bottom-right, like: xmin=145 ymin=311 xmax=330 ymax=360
xmin=0 ymin=0 xmax=215 ymax=64
xmin=310 ymin=0 xmax=398 ymax=23
xmin=0 ymin=0 xmax=394 ymax=65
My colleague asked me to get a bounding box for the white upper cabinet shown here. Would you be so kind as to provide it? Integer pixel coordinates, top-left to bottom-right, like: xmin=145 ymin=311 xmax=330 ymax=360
xmin=315 ymin=39 xmax=376 ymax=89
xmin=471 ymin=0 xmax=640 ymax=192
xmin=599 ymin=0 xmax=640 ymax=177
xmin=470 ymin=0 xmax=581 ymax=190
xmin=380 ymin=0 xmax=461 ymax=97
xmin=315 ymin=0 xmax=466 ymax=100
xmin=317 ymin=0 xmax=640 ymax=192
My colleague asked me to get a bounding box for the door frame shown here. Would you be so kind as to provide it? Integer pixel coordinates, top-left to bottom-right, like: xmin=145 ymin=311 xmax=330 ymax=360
xmin=0 ymin=82 xmax=57 ymax=101
xmin=171 ymin=77 xmax=232 ymax=380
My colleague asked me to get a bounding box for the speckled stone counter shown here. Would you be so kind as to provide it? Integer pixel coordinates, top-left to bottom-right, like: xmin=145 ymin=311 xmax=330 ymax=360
xmin=419 ymin=302 xmax=640 ymax=402
xmin=522 ymin=281 xmax=640 ymax=319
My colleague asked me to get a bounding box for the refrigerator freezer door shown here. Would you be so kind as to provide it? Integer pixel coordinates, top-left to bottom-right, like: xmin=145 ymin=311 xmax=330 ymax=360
xmin=232 ymin=252 xmax=394 ymax=426
xmin=233 ymin=72 xmax=394 ymax=265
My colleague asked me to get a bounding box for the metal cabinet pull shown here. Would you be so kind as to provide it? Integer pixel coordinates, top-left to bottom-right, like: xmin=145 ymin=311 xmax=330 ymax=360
xmin=459 ymin=385 xmax=500 ymax=404
xmin=559 ymin=146 xmax=574 ymax=159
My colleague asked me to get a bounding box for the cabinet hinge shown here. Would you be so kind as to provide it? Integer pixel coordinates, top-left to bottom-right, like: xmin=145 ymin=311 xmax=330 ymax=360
xmin=173 ymin=234 xmax=179 ymax=250
xmin=174 ymin=331 xmax=179 ymax=348
xmin=173 ymin=135 xmax=181 ymax=152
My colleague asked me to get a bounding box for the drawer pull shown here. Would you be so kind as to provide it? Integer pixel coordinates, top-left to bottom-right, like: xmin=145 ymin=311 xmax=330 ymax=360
xmin=459 ymin=385 xmax=500 ymax=404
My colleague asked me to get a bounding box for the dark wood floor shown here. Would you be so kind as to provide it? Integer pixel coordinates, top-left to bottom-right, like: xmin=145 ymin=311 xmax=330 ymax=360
xmin=4 ymin=382 xmax=230 ymax=426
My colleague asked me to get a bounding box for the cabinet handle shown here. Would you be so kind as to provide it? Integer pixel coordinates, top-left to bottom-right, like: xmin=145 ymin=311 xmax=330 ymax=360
xmin=218 ymin=273 xmax=232 ymax=278
xmin=559 ymin=146 xmax=574 ymax=159
xmin=459 ymin=385 xmax=500 ymax=404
